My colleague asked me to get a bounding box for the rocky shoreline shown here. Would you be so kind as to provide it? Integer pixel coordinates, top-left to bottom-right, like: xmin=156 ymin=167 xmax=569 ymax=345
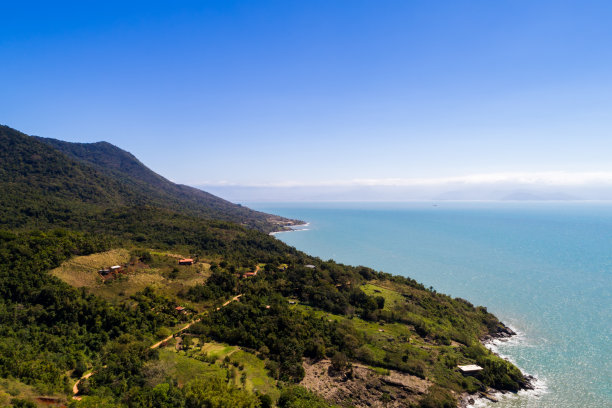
xmin=458 ymin=324 xmax=537 ymax=408
xmin=269 ymin=220 xmax=309 ymax=235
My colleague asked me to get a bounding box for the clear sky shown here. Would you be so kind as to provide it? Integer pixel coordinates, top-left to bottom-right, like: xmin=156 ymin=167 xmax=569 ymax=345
xmin=3 ymin=1 xmax=612 ymax=194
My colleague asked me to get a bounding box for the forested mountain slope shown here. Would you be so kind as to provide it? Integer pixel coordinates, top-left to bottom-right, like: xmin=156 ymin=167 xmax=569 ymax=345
xmin=0 ymin=125 xmax=528 ymax=408
xmin=36 ymin=135 xmax=295 ymax=231
xmin=0 ymin=125 xmax=297 ymax=232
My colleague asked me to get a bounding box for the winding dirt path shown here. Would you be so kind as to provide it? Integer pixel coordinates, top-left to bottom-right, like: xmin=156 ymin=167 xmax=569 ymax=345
xmin=72 ymin=371 xmax=94 ymax=401
xmin=72 ymin=293 xmax=244 ymax=399
xmin=222 ymin=294 xmax=243 ymax=307
xmin=150 ymin=318 xmax=202 ymax=349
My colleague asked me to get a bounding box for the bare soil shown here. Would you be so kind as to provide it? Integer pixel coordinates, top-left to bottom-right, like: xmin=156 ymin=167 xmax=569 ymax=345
xmin=301 ymin=359 xmax=431 ymax=408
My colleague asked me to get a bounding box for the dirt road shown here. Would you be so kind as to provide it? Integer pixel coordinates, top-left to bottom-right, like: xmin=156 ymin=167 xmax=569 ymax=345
xmin=73 ymin=293 xmax=244 ymax=398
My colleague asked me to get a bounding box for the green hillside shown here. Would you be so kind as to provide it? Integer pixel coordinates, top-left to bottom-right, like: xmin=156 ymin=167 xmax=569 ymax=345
xmin=36 ymin=135 xmax=296 ymax=231
xmin=0 ymin=125 xmax=529 ymax=408
xmin=0 ymin=125 xmax=298 ymax=233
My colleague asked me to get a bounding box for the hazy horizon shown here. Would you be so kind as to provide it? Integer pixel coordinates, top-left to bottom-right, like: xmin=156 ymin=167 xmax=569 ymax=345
xmin=3 ymin=1 xmax=612 ymax=200
xmin=198 ymin=185 xmax=611 ymax=203
xmin=196 ymin=172 xmax=612 ymax=202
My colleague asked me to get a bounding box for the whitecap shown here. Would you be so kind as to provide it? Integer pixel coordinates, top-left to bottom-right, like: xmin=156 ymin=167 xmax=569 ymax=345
xmin=475 ymin=325 xmax=548 ymax=406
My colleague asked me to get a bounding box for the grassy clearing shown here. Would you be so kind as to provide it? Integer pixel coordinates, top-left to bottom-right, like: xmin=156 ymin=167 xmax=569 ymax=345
xmin=159 ymin=341 xmax=280 ymax=400
xmin=158 ymin=350 xmax=227 ymax=386
xmin=96 ymin=273 xmax=165 ymax=300
xmin=370 ymin=366 xmax=390 ymax=376
xmin=200 ymin=342 xmax=238 ymax=360
xmin=149 ymin=251 xmax=186 ymax=258
xmin=292 ymin=300 xmax=491 ymax=392
xmin=292 ymin=303 xmax=449 ymax=381
xmin=294 ymin=303 xmax=412 ymax=344
xmin=50 ymin=248 xmax=162 ymax=301
xmin=229 ymin=350 xmax=279 ymax=399
xmin=0 ymin=377 xmax=66 ymax=407
xmin=361 ymin=283 xmax=406 ymax=312
xmin=50 ymin=249 xmax=212 ymax=307
xmin=50 ymin=248 xmax=130 ymax=288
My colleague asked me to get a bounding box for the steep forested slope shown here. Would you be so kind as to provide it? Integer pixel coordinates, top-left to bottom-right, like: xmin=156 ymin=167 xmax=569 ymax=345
xmin=0 ymin=125 xmax=296 ymax=232
xmin=36 ymin=135 xmax=295 ymax=231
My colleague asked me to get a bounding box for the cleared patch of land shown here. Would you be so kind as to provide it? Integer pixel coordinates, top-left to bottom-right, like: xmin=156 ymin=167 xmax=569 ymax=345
xmin=50 ymin=248 xmax=130 ymax=288
xmin=50 ymin=249 xmax=211 ymax=304
xmin=229 ymin=350 xmax=279 ymax=398
xmin=200 ymin=342 xmax=238 ymax=359
xmin=301 ymin=358 xmax=430 ymax=408
xmin=361 ymin=283 xmax=407 ymax=312
xmin=156 ymin=350 xmax=227 ymax=387
xmin=158 ymin=341 xmax=280 ymax=400
xmin=0 ymin=377 xmax=67 ymax=407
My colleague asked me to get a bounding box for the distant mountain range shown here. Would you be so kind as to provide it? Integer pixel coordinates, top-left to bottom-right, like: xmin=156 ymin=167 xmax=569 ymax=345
xmin=200 ymin=184 xmax=587 ymax=202
xmin=498 ymin=191 xmax=580 ymax=201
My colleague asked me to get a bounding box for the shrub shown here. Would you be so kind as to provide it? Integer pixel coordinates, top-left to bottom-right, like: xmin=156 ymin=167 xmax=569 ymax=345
xmin=419 ymin=386 xmax=456 ymax=408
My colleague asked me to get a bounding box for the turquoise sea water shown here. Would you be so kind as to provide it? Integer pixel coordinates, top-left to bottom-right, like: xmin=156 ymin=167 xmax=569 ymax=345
xmin=248 ymin=202 xmax=612 ymax=408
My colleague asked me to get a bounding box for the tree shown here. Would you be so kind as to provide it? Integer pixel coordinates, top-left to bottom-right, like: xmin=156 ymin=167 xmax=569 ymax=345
xmin=330 ymin=351 xmax=349 ymax=372
xmin=183 ymin=377 xmax=258 ymax=408
xmin=10 ymin=399 xmax=37 ymax=408
xmin=278 ymin=386 xmax=331 ymax=408
xmin=258 ymin=393 xmax=273 ymax=408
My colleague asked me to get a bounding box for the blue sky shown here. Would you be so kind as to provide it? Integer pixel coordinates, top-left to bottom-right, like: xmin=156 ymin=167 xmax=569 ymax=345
xmin=3 ymin=1 xmax=612 ymax=196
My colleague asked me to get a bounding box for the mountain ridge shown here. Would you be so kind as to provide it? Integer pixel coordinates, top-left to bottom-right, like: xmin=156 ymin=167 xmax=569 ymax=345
xmin=0 ymin=125 xmax=299 ymax=232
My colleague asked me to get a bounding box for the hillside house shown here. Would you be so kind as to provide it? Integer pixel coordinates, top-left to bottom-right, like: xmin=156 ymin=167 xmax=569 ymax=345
xmin=98 ymin=265 xmax=126 ymax=280
xmin=458 ymin=364 xmax=483 ymax=375
xmin=178 ymin=258 xmax=193 ymax=265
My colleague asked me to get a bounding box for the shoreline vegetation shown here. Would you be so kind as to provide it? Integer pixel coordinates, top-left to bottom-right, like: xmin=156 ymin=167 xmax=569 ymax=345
xmin=269 ymin=222 xmax=310 ymax=236
xmin=275 ymin=222 xmax=537 ymax=408
xmin=460 ymin=329 xmax=537 ymax=407
xmin=473 ymin=329 xmax=545 ymax=407
xmin=0 ymin=125 xmax=533 ymax=408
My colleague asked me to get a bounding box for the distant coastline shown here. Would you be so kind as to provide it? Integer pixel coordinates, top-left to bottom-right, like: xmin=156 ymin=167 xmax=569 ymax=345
xmin=269 ymin=221 xmax=310 ymax=235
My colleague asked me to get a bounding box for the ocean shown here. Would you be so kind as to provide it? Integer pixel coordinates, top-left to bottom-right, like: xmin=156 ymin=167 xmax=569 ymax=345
xmin=248 ymin=201 xmax=612 ymax=408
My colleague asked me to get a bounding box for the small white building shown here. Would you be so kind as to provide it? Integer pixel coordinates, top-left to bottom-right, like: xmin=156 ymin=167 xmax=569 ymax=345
xmin=305 ymin=264 xmax=316 ymax=269
xmin=458 ymin=364 xmax=483 ymax=375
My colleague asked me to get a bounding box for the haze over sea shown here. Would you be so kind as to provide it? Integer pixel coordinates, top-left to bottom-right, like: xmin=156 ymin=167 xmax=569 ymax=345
xmin=249 ymin=201 xmax=611 ymax=408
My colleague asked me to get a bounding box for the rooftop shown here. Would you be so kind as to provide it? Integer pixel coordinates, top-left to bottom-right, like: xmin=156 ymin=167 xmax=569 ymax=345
xmin=458 ymin=364 xmax=483 ymax=373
